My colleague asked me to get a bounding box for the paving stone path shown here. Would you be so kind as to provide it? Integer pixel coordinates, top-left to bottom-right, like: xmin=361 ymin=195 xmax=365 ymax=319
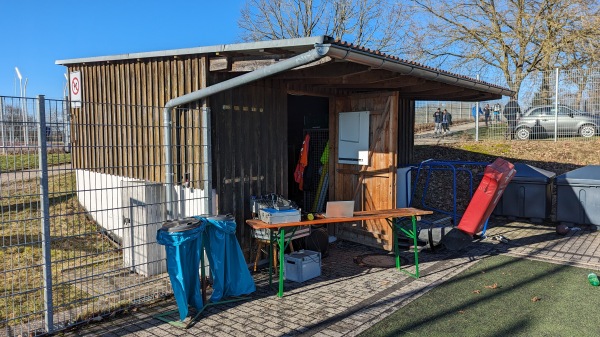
xmin=60 ymin=219 xmax=600 ymax=337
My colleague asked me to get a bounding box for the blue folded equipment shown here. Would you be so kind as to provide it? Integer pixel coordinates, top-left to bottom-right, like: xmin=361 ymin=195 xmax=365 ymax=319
xmin=156 ymin=215 xmax=256 ymax=321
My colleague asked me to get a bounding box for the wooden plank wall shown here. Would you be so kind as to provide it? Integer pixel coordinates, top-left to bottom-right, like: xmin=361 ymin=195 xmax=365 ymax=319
xmin=210 ymin=75 xmax=289 ymax=254
xmin=332 ymin=92 xmax=400 ymax=250
xmin=68 ymin=56 xmax=206 ymax=184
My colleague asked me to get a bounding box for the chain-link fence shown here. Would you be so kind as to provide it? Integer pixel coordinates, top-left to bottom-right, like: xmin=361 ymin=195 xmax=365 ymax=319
xmin=415 ymin=67 xmax=600 ymax=142
xmin=1 ymin=96 xmax=209 ymax=336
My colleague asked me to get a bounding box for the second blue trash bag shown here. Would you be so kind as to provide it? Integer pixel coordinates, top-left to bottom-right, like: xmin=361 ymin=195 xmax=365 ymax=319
xmin=156 ymin=218 xmax=206 ymax=321
xmin=199 ymin=215 xmax=256 ymax=301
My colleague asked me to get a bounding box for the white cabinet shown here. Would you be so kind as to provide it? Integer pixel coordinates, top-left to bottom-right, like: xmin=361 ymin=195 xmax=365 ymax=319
xmin=122 ymin=181 xmax=166 ymax=276
xmin=338 ymin=111 xmax=370 ymax=165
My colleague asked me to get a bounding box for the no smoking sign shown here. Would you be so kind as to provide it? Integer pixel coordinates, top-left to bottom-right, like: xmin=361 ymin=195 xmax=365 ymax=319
xmin=69 ymin=71 xmax=82 ymax=108
xmin=71 ymin=77 xmax=80 ymax=95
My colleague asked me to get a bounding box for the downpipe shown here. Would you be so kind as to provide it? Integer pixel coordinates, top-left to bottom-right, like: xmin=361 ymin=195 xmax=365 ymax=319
xmin=163 ymin=46 xmax=329 ymax=219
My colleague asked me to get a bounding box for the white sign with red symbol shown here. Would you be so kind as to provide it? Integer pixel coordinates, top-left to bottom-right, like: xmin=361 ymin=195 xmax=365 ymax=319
xmin=69 ymin=71 xmax=82 ymax=108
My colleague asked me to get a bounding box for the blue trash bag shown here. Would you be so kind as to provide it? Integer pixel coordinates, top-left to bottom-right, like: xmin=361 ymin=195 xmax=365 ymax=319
xmin=198 ymin=215 xmax=256 ymax=302
xmin=156 ymin=221 xmax=206 ymax=321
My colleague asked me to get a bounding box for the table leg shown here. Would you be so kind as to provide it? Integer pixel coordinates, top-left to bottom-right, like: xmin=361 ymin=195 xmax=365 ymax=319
xmin=411 ymin=215 xmax=419 ymax=278
xmin=392 ymin=218 xmax=400 ymax=270
xmin=391 ymin=216 xmax=420 ymax=279
xmin=278 ymin=228 xmax=285 ymax=298
xmin=268 ymin=230 xmax=274 ymax=287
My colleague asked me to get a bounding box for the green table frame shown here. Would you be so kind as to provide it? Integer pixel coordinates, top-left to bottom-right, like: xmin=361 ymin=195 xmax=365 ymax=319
xmin=246 ymin=208 xmax=432 ymax=298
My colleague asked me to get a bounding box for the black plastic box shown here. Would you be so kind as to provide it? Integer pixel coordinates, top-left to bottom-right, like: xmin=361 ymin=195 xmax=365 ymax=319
xmin=493 ymin=163 xmax=555 ymax=222
xmin=556 ymin=165 xmax=600 ymax=228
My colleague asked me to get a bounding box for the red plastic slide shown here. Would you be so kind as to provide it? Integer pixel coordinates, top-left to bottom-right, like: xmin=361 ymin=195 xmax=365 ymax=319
xmin=457 ymin=158 xmax=516 ymax=236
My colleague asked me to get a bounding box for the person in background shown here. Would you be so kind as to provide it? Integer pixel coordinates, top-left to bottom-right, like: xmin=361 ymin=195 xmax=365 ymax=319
xmin=503 ymin=97 xmax=521 ymax=139
xmin=433 ymin=107 xmax=443 ymax=135
xmin=493 ymin=103 xmax=501 ymax=122
xmin=442 ymin=109 xmax=452 ymax=134
xmin=472 ymin=105 xmax=483 ymax=121
xmin=483 ymin=104 xmax=491 ymax=127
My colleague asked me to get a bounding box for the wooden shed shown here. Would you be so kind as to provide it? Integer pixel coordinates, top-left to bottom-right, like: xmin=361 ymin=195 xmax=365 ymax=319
xmin=56 ymin=36 xmax=512 ymax=255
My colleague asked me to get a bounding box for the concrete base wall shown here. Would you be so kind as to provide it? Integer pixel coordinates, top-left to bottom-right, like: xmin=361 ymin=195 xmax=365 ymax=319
xmin=75 ymin=169 xmax=212 ymax=276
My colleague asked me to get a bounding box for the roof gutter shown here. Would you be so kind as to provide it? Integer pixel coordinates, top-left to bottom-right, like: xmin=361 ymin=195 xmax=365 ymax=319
xmin=322 ymin=45 xmax=515 ymax=97
xmin=163 ymin=46 xmax=330 ymax=219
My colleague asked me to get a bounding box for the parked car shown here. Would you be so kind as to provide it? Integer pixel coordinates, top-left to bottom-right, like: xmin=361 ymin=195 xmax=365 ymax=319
xmin=514 ymin=105 xmax=600 ymax=140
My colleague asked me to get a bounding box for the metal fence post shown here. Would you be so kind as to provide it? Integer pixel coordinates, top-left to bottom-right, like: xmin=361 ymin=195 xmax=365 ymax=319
xmin=475 ymin=75 xmax=480 ymax=141
xmin=554 ymin=68 xmax=559 ymax=142
xmin=202 ymin=106 xmax=213 ymax=215
xmin=0 ymin=97 xmax=5 ymax=154
xmin=37 ymin=95 xmax=54 ymax=333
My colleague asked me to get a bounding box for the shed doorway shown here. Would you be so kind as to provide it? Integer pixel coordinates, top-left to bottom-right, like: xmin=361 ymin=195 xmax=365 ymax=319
xmin=287 ymin=95 xmax=329 ymax=212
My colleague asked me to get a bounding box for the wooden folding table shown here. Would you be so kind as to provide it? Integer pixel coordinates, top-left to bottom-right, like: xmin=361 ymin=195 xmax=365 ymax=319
xmin=246 ymin=207 xmax=433 ymax=297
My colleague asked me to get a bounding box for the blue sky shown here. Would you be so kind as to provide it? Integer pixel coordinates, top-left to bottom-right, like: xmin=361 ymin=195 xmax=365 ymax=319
xmin=0 ymin=0 xmax=246 ymax=100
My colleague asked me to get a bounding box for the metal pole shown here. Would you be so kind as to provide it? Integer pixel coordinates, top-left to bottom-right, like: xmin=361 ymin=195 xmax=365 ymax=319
xmin=24 ymin=79 xmax=29 ymax=147
xmin=201 ymin=106 xmax=212 ymax=215
xmin=37 ymin=95 xmax=54 ymax=334
xmin=64 ymin=98 xmax=71 ymax=153
xmin=19 ymin=80 xmax=23 ymax=145
xmin=475 ymin=75 xmax=480 ymax=141
xmin=0 ymin=97 xmax=5 ymax=154
xmin=554 ymin=68 xmax=559 ymax=142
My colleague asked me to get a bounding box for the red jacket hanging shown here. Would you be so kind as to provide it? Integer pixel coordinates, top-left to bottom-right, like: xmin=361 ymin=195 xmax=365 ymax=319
xmin=294 ymin=134 xmax=310 ymax=190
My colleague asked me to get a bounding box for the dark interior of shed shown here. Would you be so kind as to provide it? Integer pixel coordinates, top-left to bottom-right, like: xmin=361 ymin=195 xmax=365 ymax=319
xmin=287 ymin=94 xmax=329 ymax=213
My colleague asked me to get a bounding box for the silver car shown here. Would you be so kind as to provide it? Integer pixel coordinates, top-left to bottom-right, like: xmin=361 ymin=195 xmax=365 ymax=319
xmin=514 ymin=105 xmax=600 ymax=140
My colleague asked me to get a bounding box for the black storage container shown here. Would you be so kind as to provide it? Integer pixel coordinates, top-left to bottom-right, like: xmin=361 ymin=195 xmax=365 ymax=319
xmin=493 ymin=163 xmax=555 ymax=222
xmin=556 ymin=165 xmax=600 ymax=228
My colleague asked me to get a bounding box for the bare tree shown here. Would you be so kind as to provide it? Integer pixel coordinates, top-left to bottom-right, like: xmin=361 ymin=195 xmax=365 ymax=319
xmin=407 ymin=0 xmax=600 ymax=94
xmin=238 ymin=0 xmax=409 ymax=54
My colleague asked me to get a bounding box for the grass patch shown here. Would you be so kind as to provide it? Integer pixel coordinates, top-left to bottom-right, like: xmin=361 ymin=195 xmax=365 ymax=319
xmin=0 ymin=152 xmax=71 ymax=172
xmin=1 ymin=172 xmax=118 ymax=328
xmin=458 ymin=123 xmax=510 ymax=141
xmin=360 ymin=255 xmax=600 ymax=336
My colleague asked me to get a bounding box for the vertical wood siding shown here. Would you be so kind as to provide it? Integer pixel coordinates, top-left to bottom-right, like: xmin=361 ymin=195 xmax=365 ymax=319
xmin=68 ymin=56 xmax=206 ymax=184
xmin=210 ymin=76 xmax=289 ymax=253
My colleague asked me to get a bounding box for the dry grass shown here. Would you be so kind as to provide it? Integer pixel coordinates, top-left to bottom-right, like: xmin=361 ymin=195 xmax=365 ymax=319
xmin=0 ymin=172 xmax=118 ymax=328
xmin=415 ymin=138 xmax=600 ymax=175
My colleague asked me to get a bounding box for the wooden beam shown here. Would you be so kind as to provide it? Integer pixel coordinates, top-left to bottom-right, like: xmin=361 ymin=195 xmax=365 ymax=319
xmin=398 ymin=82 xmax=445 ymax=93
xmin=402 ymin=86 xmax=466 ymax=96
xmin=275 ymin=62 xmax=370 ymax=79
xmin=209 ymin=57 xmax=231 ymax=71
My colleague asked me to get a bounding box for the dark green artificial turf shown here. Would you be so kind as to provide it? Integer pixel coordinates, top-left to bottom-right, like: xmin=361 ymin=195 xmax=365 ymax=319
xmin=360 ymin=254 xmax=600 ymax=337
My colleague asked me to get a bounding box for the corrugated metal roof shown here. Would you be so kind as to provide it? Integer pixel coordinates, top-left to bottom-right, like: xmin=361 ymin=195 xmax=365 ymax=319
xmin=327 ymin=38 xmax=507 ymax=92
xmin=55 ymin=36 xmax=325 ymax=65
xmin=55 ymin=35 xmax=511 ymax=94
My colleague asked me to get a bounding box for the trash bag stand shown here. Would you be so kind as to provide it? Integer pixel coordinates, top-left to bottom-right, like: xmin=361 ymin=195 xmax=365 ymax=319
xmin=154 ymin=223 xmax=252 ymax=329
xmin=153 ymin=216 xmax=254 ymax=329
